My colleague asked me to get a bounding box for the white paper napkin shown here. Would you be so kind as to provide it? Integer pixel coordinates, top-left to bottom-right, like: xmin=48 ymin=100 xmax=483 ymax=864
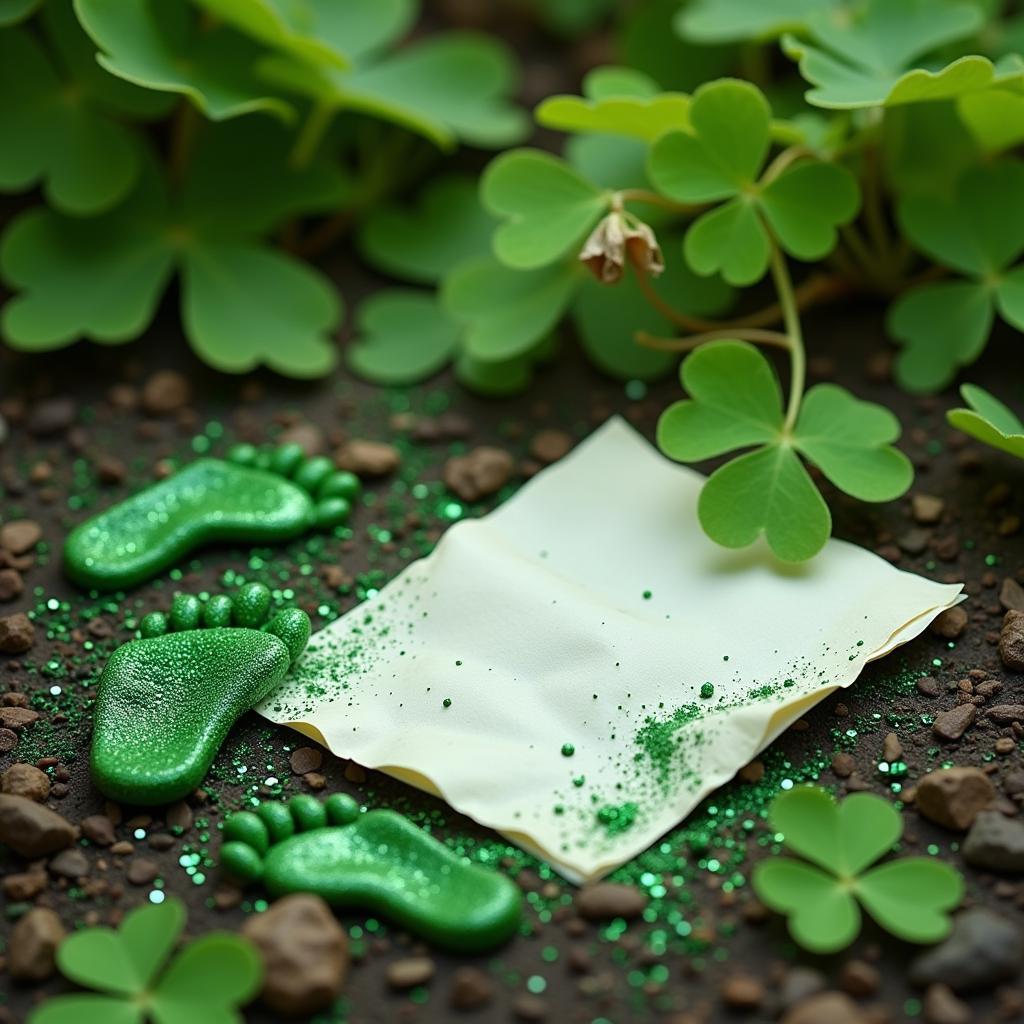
xmin=258 ymin=417 xmax=962 ymax=882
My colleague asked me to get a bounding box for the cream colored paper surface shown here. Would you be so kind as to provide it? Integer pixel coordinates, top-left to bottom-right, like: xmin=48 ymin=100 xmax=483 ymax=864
xmin=258 ymin=417 xmax=962 ymax=882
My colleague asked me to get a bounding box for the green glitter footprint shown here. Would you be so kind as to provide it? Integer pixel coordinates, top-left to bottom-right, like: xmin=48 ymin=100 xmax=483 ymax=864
xmin=64 ymin=443 xmax=361 ymax=590
xmin=221 ymin=794 xmax=523 ymax=952
xmin=91 ymin=583 xmax=310 ymax=806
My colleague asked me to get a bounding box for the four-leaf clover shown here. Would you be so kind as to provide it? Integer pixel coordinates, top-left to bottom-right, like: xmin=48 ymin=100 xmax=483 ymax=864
xmin=648 ymin=79 xmax=859 ymax=285
xmin=753 ymin=786 xmax=963 ymax=953
xmin=657 ymin=341 xmax=912 ymax=561
xmin=28 ymin=898 xmax=262 ymax=1024
xmin=887 ymin=160 xmax=1024 ymax=393
xmin=782 ymin=0 xmax=1021 ymax=109
xmin=947 ymin=384 xmax=1024 ymax=460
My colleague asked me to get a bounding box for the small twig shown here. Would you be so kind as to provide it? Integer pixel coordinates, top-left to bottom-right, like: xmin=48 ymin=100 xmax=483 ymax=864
xmin=636 ymin=327 xmax=793 ymax=352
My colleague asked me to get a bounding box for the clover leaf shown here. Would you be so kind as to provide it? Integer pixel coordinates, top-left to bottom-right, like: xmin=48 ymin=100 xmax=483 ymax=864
xmin=887 ymin=160 xmax=1024 ymax=392
xmin=648 ymin=79 xmax=859 ymax=286
xmin=753 ymin=786 xmax=963 ymax=953
xmin=678 ymin=0 xmax=840 ymax=44
xmin=28 ymin=898 xmax=262 ymax=1024
xmin=1 ymin=121 xmax=347 ymax=377
xmin=535 ymin=65 xmax=690 ymax=141
xmin=74 ymin=0 xmax=293 ymax=121
xmin=658 ymin=341 xmax=912 ymax=561
xmin=442 ymin=257 xmax=579 ymax=365
xmin=958 ymin=87 xmax=1024 ymax=153
xmin=358 ymin=175 xmax=495 ymax=285
xmin=347 ymin=289 xmax=460 ymax=385
xmin=482 ymin=150 xmax=609 ymax=270
xmin=0 ymin=3 xmax=173 ymax=215
xmin=781 ymin=0 xmax=1020 ymax=109
xmin=261 ymin=31 xmax=527 ymax=151
xmin=192 ymin=0 xmax=415 ymax=69
xmin=947 ymin=384 xmax=1024 ymax=460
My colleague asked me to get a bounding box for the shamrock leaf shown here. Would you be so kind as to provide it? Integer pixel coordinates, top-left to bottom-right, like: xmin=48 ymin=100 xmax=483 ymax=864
xmin=1 ymin=122 xmax=346 ymax=377
xmin=347 ymin=289 xmax=460 ymax=385
xmin=358 ymin=175 xmax=495 ymax=285
xmin=481 ymin=150 xmax=608 ymax=270
xmin=958 ymin=88 xmax=1024 ymax=153
xmin=192 ymin=0 xmax=415 ymax=69
xmin=571 ymin=240 xmax=735 ymax=381
xmin=261 ymin=32 xmax=527 ymax=151
xmin=947 ymin=384 xmax=1024 ymax=459
xmin=753 ymin=786 xmax=963 ymax=953
xmin=535 ymin=65 xmax=690 ymax=141
xmin=30 ymin=899 xmax=261 ymax=1024
xmin=657 ymin=341 xmax=911 ymax=561
xmin=887 ymin=160 xmax=1024 ymax=392
xmin=882 ymin=102 xmax=980 ymax=197
xmin=0 ymin=3 xmax=172 ymax=215
xmin=781 ymin=0 xmax=1018 ymax=109
xmin=74 ymin=0 xmax=293 ymax=121
xmin=442 ymin=257 xmax=579 ymax=364
xmin=648 ymin=79 xmax=859 ymax=285
xmin=678 ymin=0 xmax=839 ymax=44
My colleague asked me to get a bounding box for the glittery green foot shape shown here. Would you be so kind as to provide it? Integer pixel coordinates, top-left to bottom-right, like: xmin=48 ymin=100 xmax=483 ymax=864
xmin=64 ymin=443 xmax=361 ymax=590
xmin=91 ymin=584 xmax=311 ymax=805
xmin=221 ymin=794 xmax=523 ymax=952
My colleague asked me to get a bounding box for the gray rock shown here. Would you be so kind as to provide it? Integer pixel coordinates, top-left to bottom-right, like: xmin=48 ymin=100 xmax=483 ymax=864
xmin=963 ymin=810 xmax=1024 ymax=872
xmin=49 ymin=848 xmax=89 ymax=879
xmin=910 ymin=909 xmax=1023 ymax=992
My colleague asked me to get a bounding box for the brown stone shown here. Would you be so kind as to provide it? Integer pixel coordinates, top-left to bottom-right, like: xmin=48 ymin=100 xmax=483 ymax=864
xmin=530 ymin=429 xmax=573 ymax=464
xmin=0 ymin=569 xmax=23 ymax=602
xmin=443 ymin=446 xmax=515 ymax=501
xmin=334 ymin=440 xmax=399 ymax=477
xmin=27 ymin=397 xmax=76 ymax=436
xmin=386 ymin=956 xmax=435 ymax=990
xmin=917 ymin=675 xmax=941 ymax=698
xmin=912 ymin=494 xmax=945 ymax=524
xmin=449 ymin=966 xmax=495 ymax=1010
xmin=0 ymin=613 xmax=34 ymax=653
xmin=839 ymin=959 xmax=880 ymax=997
xmin=1 ymin=763 xmax=50 ymax=802
xmin=242 ymin=894 xmax=348 ymax=1016
xmin=0 ymin=706 xmax=39 ymax=729
xmin=290 ymin=746 xmax=323 ymax=776
xmin=1000 ymin=577 xmax=1024 ymax=613
xmin=932 ymin=704 xmax=976 ymax=742
xmin=126 ymin=858 xmax=160 ymax=885
xmin=917 ymin=767 xmax=995 ymax=830
xmin=721 ymin=974 xmax=764 ymax=1010
xmin=881 ymin=732 xmax=903 ymax=763
xmin=923 ymin=983 xmax=971 ymax=1024
xmin=0 ymin=519 xmax=42 ymax=555
xmin=3 ymin=870 xmax=46 ymax=900
xmin=9 ymin=908 xmax=65 ymax=982
xmin=80 ymin=814 xmax=116 ymax=846
xmin=278 ymin=422 xmax=326 ymax=457
xmin=782 ymin=992 xmax=866 ymax=1024
xmin=0 ymin=727 xmax=18 ymax=752
xmin=738 ymin=760 xmax=765 ymax=783
xmin=49 ymin=848 xmax=89 ymax=879
xmin=930 ymin=606 xmax=968 ymax=640
xmin=141 ymin=370 xmax=191 ymax=415
xmin=999 ymin=610 xmax=1024 ymax=671
xmin=576 ymin=883 xmax=648 ymax=920
xmin=831 ymin=752 xmax=855 ymax=778
xmin=986 ymin=704 xmax=1024 ymax=725
xmin=0 ymin=794 xmax=75 ymax=857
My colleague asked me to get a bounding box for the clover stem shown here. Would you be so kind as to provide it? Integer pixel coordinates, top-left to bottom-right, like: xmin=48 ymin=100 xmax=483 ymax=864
xmin=289 ymin=100 xmax=335 ymax=170
xmin=761 ymin=145 xmax=815 ymax=185
xmin=617 ymin=189 xmax=702 ymax=214
xmin=169 ymin=102 xmax=199 ymax=186
xmin=769 ymin=242 xmax=805 ymax=434
xmin=636 ymin=328 xmax=792 ymax=352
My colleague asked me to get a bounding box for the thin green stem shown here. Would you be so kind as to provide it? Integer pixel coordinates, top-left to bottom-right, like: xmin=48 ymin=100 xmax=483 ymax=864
xmin=769 ymin=242 xmax=805 ymax=434
xmin=617 ymin=188 xmax=702 ymax=214
xmin=169 ymin=102 xmax=199 ymax=186
xmin=289 ymin=100 xmax=334 ymax=169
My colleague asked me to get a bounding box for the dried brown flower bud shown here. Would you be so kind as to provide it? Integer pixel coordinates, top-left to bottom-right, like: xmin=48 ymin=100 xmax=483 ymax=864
xmin=579 ymin=212 xmax=664 ymax=284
